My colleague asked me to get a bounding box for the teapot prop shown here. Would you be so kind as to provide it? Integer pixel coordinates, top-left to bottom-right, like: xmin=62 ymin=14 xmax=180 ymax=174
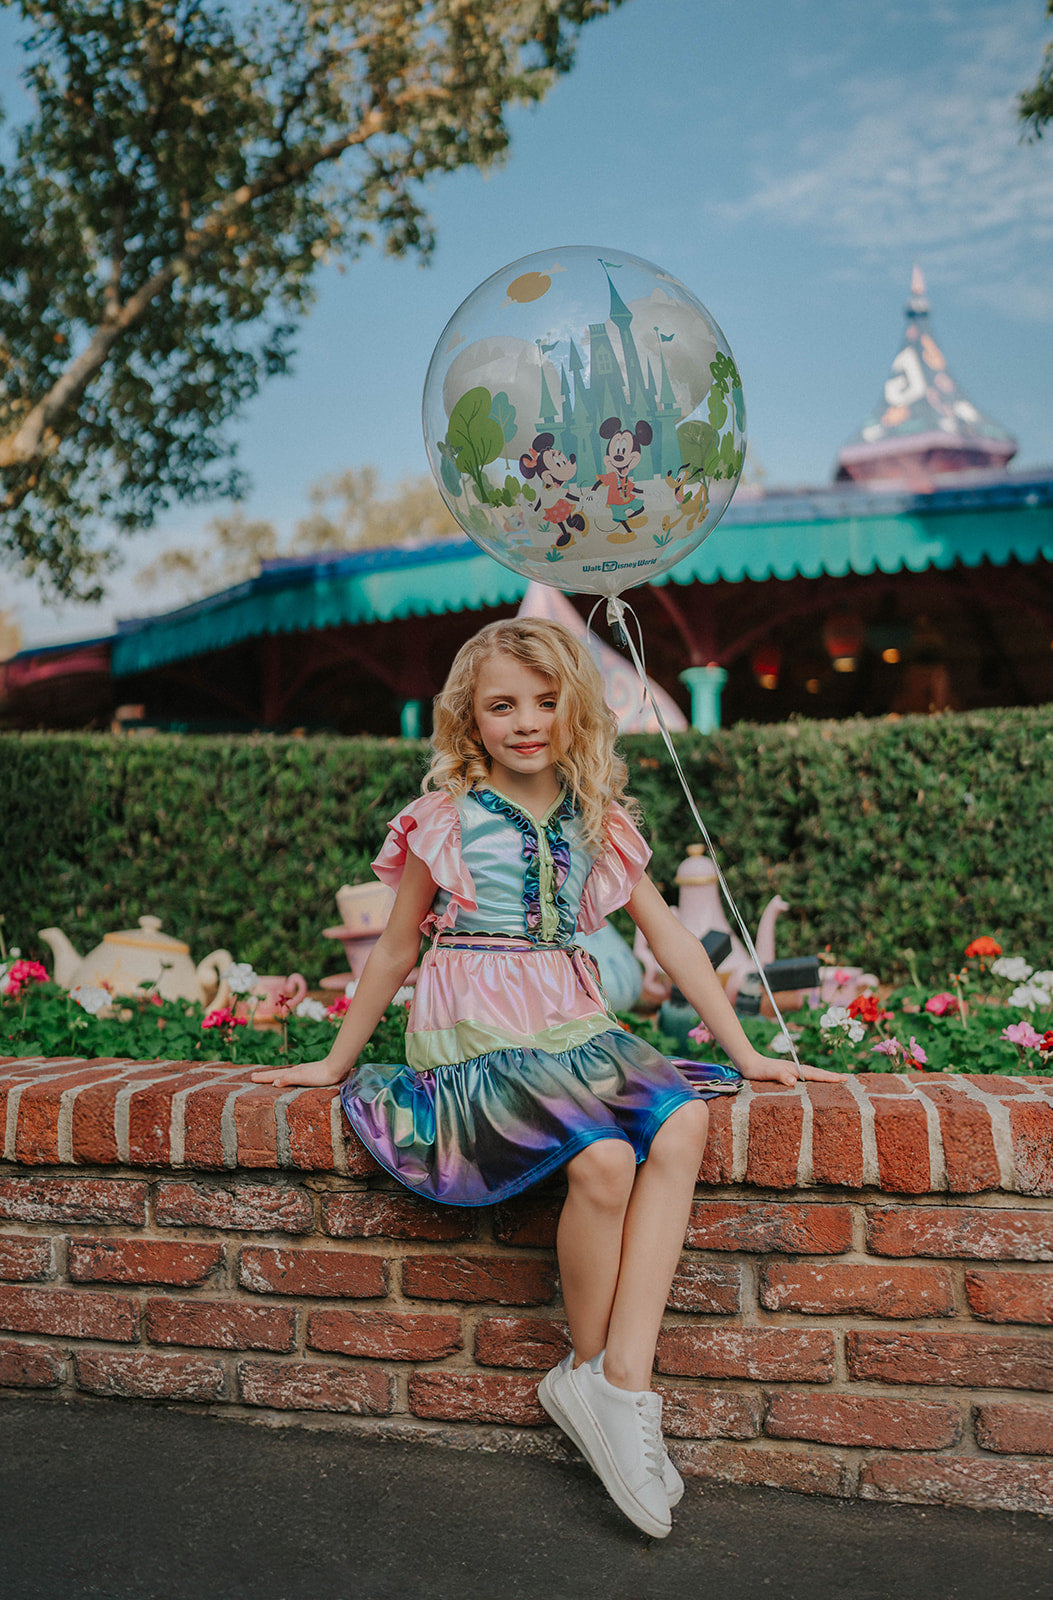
xmin=38 ymin=917 xmax=233 ymax=1006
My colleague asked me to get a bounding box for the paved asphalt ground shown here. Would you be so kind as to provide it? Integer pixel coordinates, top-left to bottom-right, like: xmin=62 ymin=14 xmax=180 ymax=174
xmin=1 ymin=1399 xmax=1050 ymax=1600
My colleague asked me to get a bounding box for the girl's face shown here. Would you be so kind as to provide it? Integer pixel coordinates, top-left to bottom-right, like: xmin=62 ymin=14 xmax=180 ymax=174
xmin=472 ymin=651 xmax=560 ymax=788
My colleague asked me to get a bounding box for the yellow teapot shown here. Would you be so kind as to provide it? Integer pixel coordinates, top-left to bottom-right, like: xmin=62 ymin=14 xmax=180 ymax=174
xmin=38 ymin=916 xmax=232 ymax=1005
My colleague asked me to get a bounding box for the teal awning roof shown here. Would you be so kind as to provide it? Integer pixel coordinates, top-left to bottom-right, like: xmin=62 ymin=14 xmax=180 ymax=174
xmin=112 ymin=471 xmax=1053 ymax=678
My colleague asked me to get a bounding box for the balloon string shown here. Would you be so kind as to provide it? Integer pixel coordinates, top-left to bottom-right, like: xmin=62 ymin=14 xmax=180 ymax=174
xmin=601 ymin=593 xmax=802 ymax=1071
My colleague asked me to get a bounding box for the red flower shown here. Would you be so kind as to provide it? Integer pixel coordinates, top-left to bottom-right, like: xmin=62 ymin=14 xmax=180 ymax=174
xmin=847 ymin=994 xmax=888 ymax=1026
xmin=202 ymin=1007 xmax=247 ymax=1030
xmin=1040 ymin=1031 xmax=1053 ymax=1057
xmin=965 ymin=936 xmax=1002 ymax=959
xmin=2 ymin=958 xmax=49 ymax=999
xmin=325 ymin=996 xmax=352 ymax=1019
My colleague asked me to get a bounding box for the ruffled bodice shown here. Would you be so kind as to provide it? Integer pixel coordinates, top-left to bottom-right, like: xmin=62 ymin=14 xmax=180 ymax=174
xmin=371 ymin=787 xmax=651 ymax=943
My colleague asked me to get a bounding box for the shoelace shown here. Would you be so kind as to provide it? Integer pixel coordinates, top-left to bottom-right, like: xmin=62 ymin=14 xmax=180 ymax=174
xmin=634 ymin=1395 xmax=665 ymax=1477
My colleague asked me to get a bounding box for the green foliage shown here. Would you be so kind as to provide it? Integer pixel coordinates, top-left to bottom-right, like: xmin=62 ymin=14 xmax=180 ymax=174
xmin=1 ymin=706 xmax=1051 ymax=992
xmin=0 ymin=0 xmax=624 ymax=598
xmin=1019 ymin=1 xmax=1053 ymax=138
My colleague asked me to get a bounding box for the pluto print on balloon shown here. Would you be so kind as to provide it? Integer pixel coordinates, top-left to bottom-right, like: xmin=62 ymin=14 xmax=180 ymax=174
xmin=422 ymin=247 xmax=746 ymax=598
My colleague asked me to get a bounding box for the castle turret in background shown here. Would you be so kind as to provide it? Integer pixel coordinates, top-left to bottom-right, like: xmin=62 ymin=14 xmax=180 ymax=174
xmin=835 ymin=267 xmax=1017 ymax=486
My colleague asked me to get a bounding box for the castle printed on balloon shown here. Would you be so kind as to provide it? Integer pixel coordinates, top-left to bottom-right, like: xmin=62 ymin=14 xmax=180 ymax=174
xmin=423 ymin=248 xmax=746 ymax=599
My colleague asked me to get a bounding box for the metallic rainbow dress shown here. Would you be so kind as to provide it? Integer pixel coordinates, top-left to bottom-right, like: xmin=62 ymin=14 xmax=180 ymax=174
xmin=340 ymin=787 xmax=741 ymax=1207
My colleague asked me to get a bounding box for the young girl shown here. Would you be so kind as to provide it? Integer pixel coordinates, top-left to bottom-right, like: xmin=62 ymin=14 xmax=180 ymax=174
xmin=252 ymin=619 xmax=836 ymax=1539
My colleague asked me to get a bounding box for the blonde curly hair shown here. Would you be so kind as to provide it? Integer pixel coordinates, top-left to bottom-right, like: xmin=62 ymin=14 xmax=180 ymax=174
xmin=424 ymin=618 xmax=638 ymax=850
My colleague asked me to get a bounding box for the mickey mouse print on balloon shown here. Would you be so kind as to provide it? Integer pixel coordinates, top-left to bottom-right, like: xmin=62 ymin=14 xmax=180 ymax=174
xmin=423 ymin=246 xmax=745 ymax=600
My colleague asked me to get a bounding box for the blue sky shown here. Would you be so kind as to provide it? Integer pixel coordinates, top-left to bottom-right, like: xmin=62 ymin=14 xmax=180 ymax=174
xmin=4 ymin=0 xmax=1052 ymax=645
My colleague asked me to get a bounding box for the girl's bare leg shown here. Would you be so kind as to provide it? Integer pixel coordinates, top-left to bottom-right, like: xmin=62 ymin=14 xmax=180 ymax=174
xmin=602 ymin=1100 xmax=710 ymax=1392
xmin=556 ymin=1140 xmax=637 ymax=1364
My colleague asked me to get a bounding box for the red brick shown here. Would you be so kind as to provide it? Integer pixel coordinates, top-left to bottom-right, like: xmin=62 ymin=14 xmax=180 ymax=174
xmin=126 ymin=1067 xmax=212 ymax=1167
xmin=675 ymin=1441 xmax=850 ymax=1497
xmin=866 ymin=1206 xmax=1053 ymax=1261
xmin=965 ymin=1269 xmax=1053 ymax=1326
xmin=232 ymin=1088 xmax=281 ymax=1169
xmin=0 ymin=1285 xmax=137 ymax=1342
xmin=75 ymin=1349 xmax=226 ymax=1402
xmin=323 ymin=1191 xmax=477 ymax=1242
xmin=492 ymin=1194 xmax=562 ymax=1248
xmin=974 ymin=1402 xmax=1053 ymax=1456
xmin=684 ymin=1200 xmax=852 ymax=1255
xmin=238 ymin=1358 xmax=393 ymax=1414
xmin=408 ymin=1370 xmax=547 ymax=1425
xmin=0 ymin=1236 xmax=53 ymax=1282
xmin=872 ymin=1093 xmax=930 ymax=1194
xmin=860 ymin=1454 xmax=1053 ymax=1516
xmin=12 ymin=1069 xmax=105 ymax=1164
xmin=402 ymin=1254 xmax=557 ymax=1306
xmin=913 ymin=1083 xmax=1001 ymax=1194
xmin=809 ymin=1081 xmax=865 ymax=1188
xmin=308 ymin=1308 xmax=462 ymax=1362
xmin=962 ymin=1075 xmax=1034 ymax=1098
xmin=667 ymin=1260 xmax=741 ymax=1315
xmin=1009 ymin=1101 xmax=1053 ymax=1196
xmin=765 ymin=1391 xmax=960 ymax=1450
xmin=238 ymin=1246 xmax=387 ymax=1299
xmin=342 ymin=1130 xmax=385 ymax=1179
xmin=285 ymin=1088 xmax=345 ymax=1171
xmin=182 ymin=1082 xmax=235 ymax=1169
xmin=70 ymin=1077 xmax=122 ymax=1164
xmin=145 ymin=1297 xmax=295 ymax=1351
xmin=857 ymin=1073 xmax=914 ymax=1096
xmin=473 ymin=1316 xmax=570 ymax=1370
xmin=155 ymin=1180 xmax=312 ymax=1234
xmin=698 ymin=1096 xmax=734 ymax=1184
xmin=0 ymin=1176 xmax=146 ymax=1226
xmin=657 ymin=1388 xmax=762 ymax=1441
xmin=68 ymin=1238 xmax=223 ymax=1288
xmin=0 ymin=1338 xmax=64 ymax=1388
xmin=656 ymin=1327 xmax=835 ymax=1383
xmin=746 ymin=1091 xmax=803 ymax=1189
xmin=760 ymin=1261 xmax=954 ymax=1318
xmin=847 ymin=1330 xmax=1053 ymax=1390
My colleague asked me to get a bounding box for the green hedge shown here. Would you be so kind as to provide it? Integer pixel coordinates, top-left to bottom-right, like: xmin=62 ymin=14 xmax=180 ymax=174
xmin=2 ymin=708 xmax=1051 ymax=986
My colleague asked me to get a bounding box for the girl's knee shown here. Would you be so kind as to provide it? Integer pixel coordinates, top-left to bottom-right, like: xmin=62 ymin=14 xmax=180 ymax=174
xmin=566 ymin=1138 xmax=637 ymax=1207
xmin=650 ymin=1100 xmax=710 ymax=1165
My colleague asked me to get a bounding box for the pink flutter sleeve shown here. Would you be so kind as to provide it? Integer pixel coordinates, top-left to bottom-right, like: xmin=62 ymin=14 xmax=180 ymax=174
xmin=577 ymin=803 xmax=652 ymax=933
xmin=372 ymin=791 xmax=477 ymax=935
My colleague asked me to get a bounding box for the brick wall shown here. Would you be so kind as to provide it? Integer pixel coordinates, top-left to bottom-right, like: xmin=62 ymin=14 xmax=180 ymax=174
xmin=2 ymin=1057 xmax=1051 ymax=1517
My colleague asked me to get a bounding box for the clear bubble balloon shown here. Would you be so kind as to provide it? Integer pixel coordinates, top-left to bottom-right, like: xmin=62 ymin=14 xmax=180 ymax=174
xmin=422 ymin=246 xmax=746 ymax=599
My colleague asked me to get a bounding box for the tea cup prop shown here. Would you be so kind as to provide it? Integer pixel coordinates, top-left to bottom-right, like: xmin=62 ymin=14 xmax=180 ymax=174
xmin=422 ymin=245 xmax=745 ymax=600
xmin=239 ymin=973 xmax=308 ymax=1023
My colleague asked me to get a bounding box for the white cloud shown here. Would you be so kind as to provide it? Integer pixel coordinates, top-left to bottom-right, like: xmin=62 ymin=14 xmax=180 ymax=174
xmin=719 ymin=6 xmax=1053 ymax=321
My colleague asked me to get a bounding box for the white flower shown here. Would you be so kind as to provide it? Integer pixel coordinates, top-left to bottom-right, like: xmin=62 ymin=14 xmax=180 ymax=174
xmin=819 ymin=1005 xmax=851 ymax=1033
xmin=294 ymin=998 xmax=328 ymax=1022
xmin=343 ymin=979 xmax=359 ymax=998
xmin=1010 ymin=983 xmax=1051 ymax=1011
xmin=848 ymin=1020 xmax=866 ymax=1044
xmin=70 ymin=984 xmax=110 ymax=1016
xmin=771 ymin=1032 xmax=796 ymax=1054
xmin=393 ymin=986 xmax=415 ymax=1006
xmin=1030 ymin=970 xmax=1053 ymax=989
xmin=992 ymin=957 xmax=1033 ymax=983
xmin=223 ymin=962 xmax=259 ymax=995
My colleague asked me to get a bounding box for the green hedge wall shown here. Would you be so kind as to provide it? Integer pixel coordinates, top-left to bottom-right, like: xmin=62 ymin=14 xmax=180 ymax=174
xmin=2 ymin=707 xmax=1051 ymax=986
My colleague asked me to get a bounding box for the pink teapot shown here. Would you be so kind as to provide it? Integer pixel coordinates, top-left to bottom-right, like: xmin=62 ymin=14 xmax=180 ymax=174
xmin=239 ymin=972 xmax=308 ymax=1021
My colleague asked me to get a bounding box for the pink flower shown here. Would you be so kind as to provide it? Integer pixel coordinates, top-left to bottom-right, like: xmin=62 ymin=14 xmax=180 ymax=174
xmin=202 ymin=1007 xmax=247 ymax=1031
xmin=906 ymin=1037 xmax=928 ymax=1067
xmin=325 ymin=995 xmax=352 ymax=1019
xmin=2 ymin=958 xmax=49 ymax=999
xmin=1002 ymin=1020 xmax=1043 ymax=1050
xmin=871 ymin=1038 xmax=901 ymax=1058
xmin=687 ymin=1022 xmax=713 ymax=1044
xmin=924 ymin=992 xmax=959 ymax=1016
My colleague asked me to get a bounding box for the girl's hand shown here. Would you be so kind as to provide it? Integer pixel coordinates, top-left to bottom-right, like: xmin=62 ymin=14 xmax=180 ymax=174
xmin=738 ymin=1051 xmax=842 ymax=1087
xmin=249 ymin=1058 xmax=347 ymax=1089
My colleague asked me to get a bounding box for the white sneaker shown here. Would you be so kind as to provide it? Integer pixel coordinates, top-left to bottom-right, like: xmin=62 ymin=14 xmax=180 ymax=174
xmin=539 ymin=1354 xmax=684 ymax=1506
xmin=545 ymin=1353 xmax=672 ymax=1538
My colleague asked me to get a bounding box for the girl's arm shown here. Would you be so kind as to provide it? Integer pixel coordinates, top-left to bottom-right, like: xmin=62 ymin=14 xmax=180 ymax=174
xmin=250 ymin=851 xmax=437 ymax=1089
xmin=625 ymin=874 xmax=839 ymax=1086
